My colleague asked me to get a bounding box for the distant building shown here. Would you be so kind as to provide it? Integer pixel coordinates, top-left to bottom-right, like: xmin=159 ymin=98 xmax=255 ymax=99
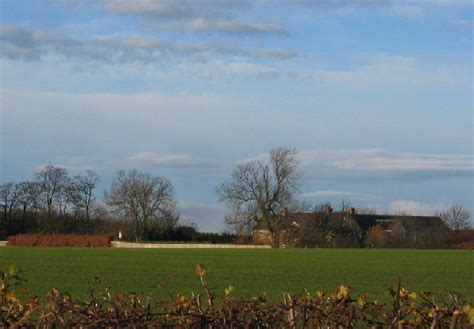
xmin=253 ymin=207 xmax=451 ymax=248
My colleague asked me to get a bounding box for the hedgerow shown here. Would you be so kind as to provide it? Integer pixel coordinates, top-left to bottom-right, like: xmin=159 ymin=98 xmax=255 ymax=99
xmin=1 ymin=265 xmax=473 ymax=328
xmin=7 ymin=234 xmax=111 ymax=247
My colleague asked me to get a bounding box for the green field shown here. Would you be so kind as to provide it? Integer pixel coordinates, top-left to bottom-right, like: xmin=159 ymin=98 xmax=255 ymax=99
xmin=1 ymin=247 xmax=473 ymax=303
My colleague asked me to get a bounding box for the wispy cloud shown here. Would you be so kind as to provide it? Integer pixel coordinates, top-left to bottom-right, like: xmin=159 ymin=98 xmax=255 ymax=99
xmin=104 ymin=0 xmax=250 ymax=19
xmin=454 ymin=19 xmax=474 ymax=29
xmin=302 ymin=190 xmax=380 ymax=201
xmin=426 ymin=0 xmax=473 ymax=6
xmin=149 ymin=18 xmax=289 ymax=37
xmin=103 ymin=0 xmax=288 ymax=37
xmin=312 ymin=54 xmax=468 ymax=89
xmin=42 ymin=152 xmax=233 ymax=177
xmin=0 ymin=25 xmax=80 ymax=60
xmin=43 ymin=148 xmax=474 ymax=182
xmin=299 ymin=149 xmax=474 ymax=180
xmin=2 ymin=26 xmax=467 ymax=87
xmin=293 ymin=0 xmax=389 ymax=8
xmin=0 ymin=25 xmax=295 ymax=64
xmin=121 ymin=152 xmax=231 ymax=176
xmin=294 ymin=0 xmax=472 ymax=8
xmin=390 ymin=4 xmax=423 ymax=18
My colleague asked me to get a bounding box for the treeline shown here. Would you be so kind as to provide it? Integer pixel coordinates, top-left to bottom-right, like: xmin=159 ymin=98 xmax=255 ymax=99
xmin=0 ymin=166 xmax=106 ymax=238
xmin=1 ymin=151 xmax=472 ymax=247
xmin=0 ymin=166 xmax=236 ymax=243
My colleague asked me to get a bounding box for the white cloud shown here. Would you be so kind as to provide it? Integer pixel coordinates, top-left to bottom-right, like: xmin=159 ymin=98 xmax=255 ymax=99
xmin=388 ymin=200 xmax=447 ymax=216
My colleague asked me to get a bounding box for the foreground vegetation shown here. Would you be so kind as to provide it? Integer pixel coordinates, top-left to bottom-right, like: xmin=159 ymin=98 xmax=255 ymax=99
xmin=0 ymin=248 xmax=472 ymax=304
xmin=2 ymin=265 xmax=473 ymax=328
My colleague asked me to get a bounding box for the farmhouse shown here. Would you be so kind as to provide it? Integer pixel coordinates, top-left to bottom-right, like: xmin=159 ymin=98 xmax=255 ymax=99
xmin=254 ymin=207 xmax=451 ymax=248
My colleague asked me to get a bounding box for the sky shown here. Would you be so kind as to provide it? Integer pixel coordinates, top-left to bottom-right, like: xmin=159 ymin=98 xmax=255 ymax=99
xmin=0 ymin=0 xmax=473 ymax=232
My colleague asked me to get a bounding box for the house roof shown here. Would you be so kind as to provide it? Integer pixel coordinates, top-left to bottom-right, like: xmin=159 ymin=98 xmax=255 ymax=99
xmin=260 ymin=211 xmax=450 ymax=232
xmin=353 ymin=214 xmax=448 ymax=231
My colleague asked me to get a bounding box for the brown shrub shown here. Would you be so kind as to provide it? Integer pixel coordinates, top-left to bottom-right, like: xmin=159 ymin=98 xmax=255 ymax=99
xmin=452 ymin=229 xmax=474 ymax=249
xmin=365 ymin=224 xmax=389 ymax=247
xmin=7 ymin=234 xmax=111 ymax=247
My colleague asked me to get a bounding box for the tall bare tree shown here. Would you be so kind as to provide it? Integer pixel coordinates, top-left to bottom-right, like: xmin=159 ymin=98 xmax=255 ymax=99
xmin=0 ymin=182 xmax=19 ymax=232
xmin=104 ymin=169 xmax=177 ymax=241
xmin=439 ymin=203 xmax=471 ymax=230
xmin=57 ymin=177 xmax=75 ymax=216
xmin=217 ymin=147 xmax=301 ymax=247
xmin=34 ymin=166 xmax=68 ymax=218
xmin=16 ymin=181 xmax=41 ymax=229
xmin=71 ymin=170 xmax=100 ymax=221
xmin=338 ymin=199 xmax=351 ymax=212
xmin=17 ymin=181 xmax=42 ymax=214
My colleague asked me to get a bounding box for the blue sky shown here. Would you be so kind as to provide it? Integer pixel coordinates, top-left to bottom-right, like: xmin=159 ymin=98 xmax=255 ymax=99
xmin=1 ymin=0 xmax=473 ymax=231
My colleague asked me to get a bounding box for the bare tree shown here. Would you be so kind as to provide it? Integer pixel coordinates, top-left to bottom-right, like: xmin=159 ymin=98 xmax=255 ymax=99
xmin=312 ymin=202 xmax=333 ymax=213
xmin=16 ymin=181 xmax=41 ymax=229
xmin=57 ymin=177 xmax=75 ymax=216
xmin=71 ymin=170 xmax=100 ymax=221
xmin=35 ymin=166 xmax=68 ymax=218
xmin=439 ymin=203 xmax=471 ymax=230
xmin=338 ymin=199 xmax=351 ymax=212
xmin=217 ymin=147 xmax=301 ymax=247
xmin=18 ymin=181 xmax=42 ymax=214
xmin=0 ymin=182 xmax=19 ymax=231
xmin=104 ymin=169 xmax=177 ymax=241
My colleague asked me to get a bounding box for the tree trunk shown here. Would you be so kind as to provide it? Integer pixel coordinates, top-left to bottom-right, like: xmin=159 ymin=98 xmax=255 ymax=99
xmin=271 ymin=232 xmax=280 ymax=248
xmin=21 ymin=204 xmax=27 ymax=232
xmin=85 ymin=204 xmax=90 ymax=222
xmin=132 ymin=212 xmax=140 ymax=242
xmin=2 ymin=205 xmax=8 ymax=235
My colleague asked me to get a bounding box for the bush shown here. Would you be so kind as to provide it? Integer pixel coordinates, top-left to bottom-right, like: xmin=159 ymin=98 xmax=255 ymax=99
xmin=1 ymin=265 xmax=473 ymax=328
xmin=7 ymin=234 xmax=111 ymax=247
xmin=452 ymin=229 xmax=474 ymax=249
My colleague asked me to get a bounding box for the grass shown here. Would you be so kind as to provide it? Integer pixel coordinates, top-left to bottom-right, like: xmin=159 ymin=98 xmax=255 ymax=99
xmin=1 ymin=247 xmax=473 ymax=303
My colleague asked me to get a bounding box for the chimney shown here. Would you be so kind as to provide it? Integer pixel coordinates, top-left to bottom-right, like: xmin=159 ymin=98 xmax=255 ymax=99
xmin=324 ymin=205 xmax=333 ymax=215
xmin=347 ymin=207 xmax=356 ymax=216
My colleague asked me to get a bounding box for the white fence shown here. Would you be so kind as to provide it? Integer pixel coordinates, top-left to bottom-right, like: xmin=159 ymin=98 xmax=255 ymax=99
xmin=111 ymin=241 xmax=271 ymax=249
xmin=0 ymin=241 xmax=271 ymax=249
